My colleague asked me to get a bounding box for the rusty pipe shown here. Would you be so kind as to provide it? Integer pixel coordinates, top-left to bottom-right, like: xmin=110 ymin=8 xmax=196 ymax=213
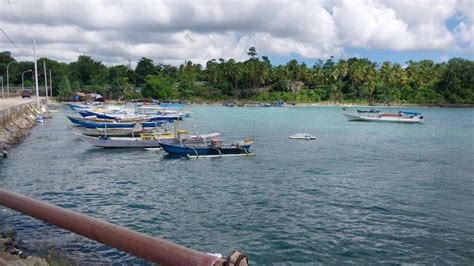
xmin=0 ymin=188 xmax=224 ymax=265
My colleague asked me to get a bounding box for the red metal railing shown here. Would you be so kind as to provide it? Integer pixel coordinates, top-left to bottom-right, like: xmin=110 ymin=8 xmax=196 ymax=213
xmin=0 ymin=188 xmax=248 ymax=265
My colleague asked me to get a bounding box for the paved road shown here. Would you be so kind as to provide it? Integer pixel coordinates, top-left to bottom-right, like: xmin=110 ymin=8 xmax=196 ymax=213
xmin=0 ymin=97 xmax=42 ymax=111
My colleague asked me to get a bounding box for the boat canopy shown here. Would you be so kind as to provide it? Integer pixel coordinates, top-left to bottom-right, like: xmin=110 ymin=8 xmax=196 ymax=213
xmin=399 ymin=111 xmax=422 ymax=116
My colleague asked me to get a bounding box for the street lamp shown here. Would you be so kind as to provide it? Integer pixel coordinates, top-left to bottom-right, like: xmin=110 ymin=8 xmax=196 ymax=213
xmin=22 ymin=70 xmax=33 ymax=91
xmin=6 ymin=61 xmax=17 ymax=98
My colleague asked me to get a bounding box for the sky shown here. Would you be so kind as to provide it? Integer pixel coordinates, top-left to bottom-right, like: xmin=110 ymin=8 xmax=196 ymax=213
xmin=0 ymin=0 xmax=473 ymax=67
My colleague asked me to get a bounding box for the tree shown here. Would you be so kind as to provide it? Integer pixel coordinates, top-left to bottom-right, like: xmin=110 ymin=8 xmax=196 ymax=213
xmin=110 ymin=76 xmax=130 ymax=99
xmin=58 ymin=75 xmax=72 ymax=100
xmin=437 ymin=58 xmax=474 ymax=103
xmin=71 ymin=80 xmax=80 ymax=91
xmin=247 ymin=47 xmax=257 ymax=60
xmin=69 ymin=55 xmax=108 ymax=87
xmin=142 ymin=75 xmax=175 ymax=99
xmin=135 ymin=57 xmax=156 ymax=86
xmin=223 ymin=59 xmax=243 ymax=97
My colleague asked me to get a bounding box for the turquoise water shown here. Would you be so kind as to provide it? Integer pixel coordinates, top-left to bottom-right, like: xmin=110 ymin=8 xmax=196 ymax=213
xmin=1 ymin=106 xmax=473 ymax=264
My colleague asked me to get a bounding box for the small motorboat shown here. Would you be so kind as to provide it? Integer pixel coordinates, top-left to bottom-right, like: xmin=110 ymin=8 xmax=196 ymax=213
xmin=289 ymin=133 xmax=316 ymax=140
xmin=343 ymin=111 xmax=424 ymax=123
xmin=159 ymin=138 xmax=254 ymax=158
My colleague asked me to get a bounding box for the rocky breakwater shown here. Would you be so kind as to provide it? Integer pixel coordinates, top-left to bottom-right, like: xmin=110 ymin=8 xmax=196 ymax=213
xmin=0 ymin=103 xmax=44 ymax=157
xmin=0 ymin=231 xmax=48 ymax=265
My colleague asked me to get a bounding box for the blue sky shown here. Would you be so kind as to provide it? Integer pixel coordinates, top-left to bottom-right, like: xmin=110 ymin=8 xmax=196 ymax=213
xmin=268 ymin=48 xmax=474 ymax=67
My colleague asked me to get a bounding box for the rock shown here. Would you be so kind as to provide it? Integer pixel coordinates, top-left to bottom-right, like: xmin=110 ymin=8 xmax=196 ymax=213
xmin=0 ymin=238 xmax=14 ymax=251
xmin=2 ymin=230 xmax=16 ymax=240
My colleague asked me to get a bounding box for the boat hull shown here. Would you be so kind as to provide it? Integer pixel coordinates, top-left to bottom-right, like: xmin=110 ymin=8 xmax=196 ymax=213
xmin=76 ymin=133 xmax=161 ymax=148
xmin=70 ymin=126 xmax=150 ymax=137
xmin=159 ymin=142 xmax=251 ymax=156
xmin=343 ymin=113 xmax=423 ymax=123
xmin=78 ymin=110 xmax=179 ymax=122
xmin=67 ymin=116 xmax=164 ymax=129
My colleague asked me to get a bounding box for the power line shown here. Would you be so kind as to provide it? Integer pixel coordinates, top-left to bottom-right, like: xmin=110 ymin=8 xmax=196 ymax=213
xmin=0 ymin=28 xmax=29 ymax=54
xmin=8 ymin=0 xmax=32 ymax=42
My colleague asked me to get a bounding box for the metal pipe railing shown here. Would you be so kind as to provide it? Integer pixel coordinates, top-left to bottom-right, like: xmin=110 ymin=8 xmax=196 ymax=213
xmin=0 ymin=188 xmax=239 ymax=265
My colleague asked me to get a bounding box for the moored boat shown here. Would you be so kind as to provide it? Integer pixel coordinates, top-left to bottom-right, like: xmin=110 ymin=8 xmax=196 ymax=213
xmin=79 ymin=110 xmax=180 ymax=122
xmin=67 ymin=116 xmax=165 ymax=129
xmin=289 ymin=133 xmax=316 ymax=140
xmin=69 ymin=125 xmax=156 ymax=137
xmin=357 ymin=109 xmax=380 ymax=113
xmin=159 ymin=138 xmax=254 ymax=157
xmin=343 ymin=111 xmax=424 ymax=123
xmin=75 ymin=132 xmax=175 ymax=148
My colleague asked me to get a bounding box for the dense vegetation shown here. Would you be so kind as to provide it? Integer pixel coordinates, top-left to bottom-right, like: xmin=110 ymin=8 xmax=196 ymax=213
xmin=1 ymin=48 xmax=473 ymax=104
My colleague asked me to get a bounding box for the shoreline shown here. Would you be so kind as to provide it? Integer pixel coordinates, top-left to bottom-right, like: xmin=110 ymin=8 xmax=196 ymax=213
xmin=0 ymin=100 xmax=44 ymax=154
xmin=185 ymin=101 xmax=474 ymax=108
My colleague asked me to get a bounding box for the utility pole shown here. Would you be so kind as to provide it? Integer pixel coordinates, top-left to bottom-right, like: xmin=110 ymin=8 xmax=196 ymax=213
xmin=33 ymin=40 xmax=40 ymax=107
xmin=43 ymin=60 xmax=48 ymax=102
xmin=1 ymin=77 xmax=4 ymax=99
xmin=49 ymin=69 xmax=52 ymax=99
xmin=6 ymin=61 xmax=17 ymax=98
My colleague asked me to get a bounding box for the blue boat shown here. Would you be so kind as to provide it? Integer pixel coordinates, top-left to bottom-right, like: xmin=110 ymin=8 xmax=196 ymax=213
xmin=399 ymin=111 xmax=422 ymax=116
xmin=78 ymin=110 xmax=180 ymax=122
xmin=160 ymin=103 xmax=184 ymax=109
xmin=78 ymin=110 xmax=116 ymax=119
xmin=65 ymin=103 xmax=92 ymax=111
xmin=159 ymin=139 xmax=253 ymax=157
xmin=67 ymin=116 xmax=164 ymax=129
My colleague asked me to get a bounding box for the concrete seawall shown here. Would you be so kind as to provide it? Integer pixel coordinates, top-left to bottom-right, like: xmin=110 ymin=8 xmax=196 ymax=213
xmin=0 ymin=97 xmax=46 ymax=154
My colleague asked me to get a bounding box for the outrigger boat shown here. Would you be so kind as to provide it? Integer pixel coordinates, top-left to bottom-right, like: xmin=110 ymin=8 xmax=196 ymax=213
xmin=75 ymin=132 xmax=175 ymax=148
xmin=67 ymin=116 xmax=165 ymax=129
xmin=159 ymin=138 xmax=254 ymax=158
xmin=343 ymin=111 xmax=424 ymax=123
xmin=69 ymin=124 xmax=157 ymax=137
xmin=75 ymin=130 xmax=220 ymax=149
xmin=78 ymin=110 xmax=180 ymax=122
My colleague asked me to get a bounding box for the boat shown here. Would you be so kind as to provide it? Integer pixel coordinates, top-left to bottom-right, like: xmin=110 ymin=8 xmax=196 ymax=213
xmin=159 ymin=138 xmax=254 ymax=157
xmin=357 ymin=109 xmax=380 ymax=113
xmin=75 ymin=132 xmax=175 ymax=148
xmin=69 ymin=125 xmax=156 ymax=137
xmin=35 ymin=116 xmax=46 ymax=123
xmin=223 ymin=101 xmax=235 ymax=107
xmin=273 ymin=100 xmax=286 ymax=107
xmin=289 ymin=133 xmax=316 ymax=140
xmin=159 ymin=131 xmax=221 ymax=145
xmin=343 ymin=112 xmax=424 ymax=123
xmin=67 ymin=116 xmax=165 ymax=129
xmin=78 ymin=110 xmax=180 ymax=122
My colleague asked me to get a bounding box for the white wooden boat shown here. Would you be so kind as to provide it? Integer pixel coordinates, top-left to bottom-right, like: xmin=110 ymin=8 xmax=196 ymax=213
xmin=75 ymin=130 xmax=221 ymax=148
xmin=289 ymin=133 xmax=316 ymax=140
xmin=75 ymin=132 xmax=175 ymax=148
xmin=343 ymin=113 xmax=424 ymax=123
xmin=69 ymin=125 xmax=156 ymax=137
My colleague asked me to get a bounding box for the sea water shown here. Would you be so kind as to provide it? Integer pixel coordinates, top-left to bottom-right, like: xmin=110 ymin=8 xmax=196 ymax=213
xmin=1 ymin=106 xmax=473 ymax=264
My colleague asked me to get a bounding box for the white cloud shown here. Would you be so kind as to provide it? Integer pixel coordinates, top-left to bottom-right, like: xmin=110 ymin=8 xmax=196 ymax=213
xmin=0 ymin=0 xmax=471 ymax=66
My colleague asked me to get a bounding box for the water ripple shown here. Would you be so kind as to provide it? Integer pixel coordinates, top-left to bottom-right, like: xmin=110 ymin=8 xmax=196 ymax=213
xmin=1 ymin=106 xmax=473 ymax=264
